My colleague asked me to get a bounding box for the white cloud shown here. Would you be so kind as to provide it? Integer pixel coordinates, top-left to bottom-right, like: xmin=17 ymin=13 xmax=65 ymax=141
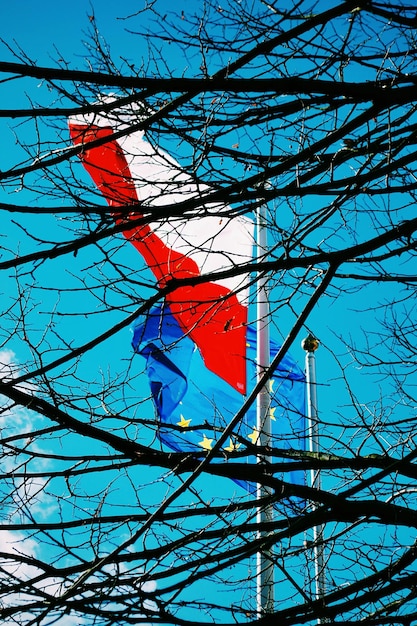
xmin=0 ymin=351 xmax=157 ymax=625
xmin=0 ymin=352 xmax=67 ymax=623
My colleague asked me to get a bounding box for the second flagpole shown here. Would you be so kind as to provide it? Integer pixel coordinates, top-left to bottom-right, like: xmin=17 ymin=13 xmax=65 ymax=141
xmin=302 ymin=335 xmax=327 ymax=624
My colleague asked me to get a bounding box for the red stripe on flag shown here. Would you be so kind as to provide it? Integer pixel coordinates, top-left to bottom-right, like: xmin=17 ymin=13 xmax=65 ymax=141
xmin=69 ymin=124 xmax=248 ymax=393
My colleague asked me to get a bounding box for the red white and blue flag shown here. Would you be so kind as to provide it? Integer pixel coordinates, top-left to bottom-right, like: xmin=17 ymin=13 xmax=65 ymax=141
xmin=69 ymin=100 xmax=254 ymax=393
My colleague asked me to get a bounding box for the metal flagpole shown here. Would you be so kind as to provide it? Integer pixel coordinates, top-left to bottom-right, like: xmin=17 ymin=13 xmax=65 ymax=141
xmin=302 ymin=335 xmax=327 ymax=624
xmin=256 ymin=199 xmax=274 ymax=615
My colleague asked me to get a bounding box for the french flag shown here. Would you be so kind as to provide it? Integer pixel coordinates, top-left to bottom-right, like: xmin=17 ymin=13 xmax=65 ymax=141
xmin=68 ymin=100 xmax=254 ymax=393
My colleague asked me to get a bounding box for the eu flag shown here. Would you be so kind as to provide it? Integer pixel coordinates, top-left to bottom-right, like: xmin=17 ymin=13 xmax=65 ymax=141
xmin=132 ymin=304 xmax=306 ymax=488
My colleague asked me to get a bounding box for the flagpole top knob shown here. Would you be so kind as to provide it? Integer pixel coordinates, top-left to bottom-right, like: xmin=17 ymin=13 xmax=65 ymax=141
xmin=302 ymin=334 xmax=320 ymax=352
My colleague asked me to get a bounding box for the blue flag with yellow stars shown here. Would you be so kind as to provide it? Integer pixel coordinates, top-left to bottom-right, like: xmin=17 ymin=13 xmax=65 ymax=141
xmin=132 ymin=304 xmax=306 ymax=489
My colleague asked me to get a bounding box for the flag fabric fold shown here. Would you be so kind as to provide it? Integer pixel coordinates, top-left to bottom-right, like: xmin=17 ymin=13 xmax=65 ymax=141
xmin=69 ymin=99 xmax=254 ymax=393
xmin=132 ymin=304 xmax=306 ymax=488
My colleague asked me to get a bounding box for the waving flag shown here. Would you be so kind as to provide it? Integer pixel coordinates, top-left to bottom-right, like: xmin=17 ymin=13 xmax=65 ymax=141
xmin=133 ymin=304 xmax=306 ymax=488
xmin=69 ymin=100 xmax=254 ymax=393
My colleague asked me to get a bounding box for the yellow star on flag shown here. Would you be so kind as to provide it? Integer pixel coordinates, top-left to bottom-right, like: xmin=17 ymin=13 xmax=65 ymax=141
xmin=248 ymin=427 xmax=260 ymax=444
xmin=224 ymin=438 xmax=241 ymax=452
xmin=198 ymin=434 xmax=214 ymax=450
xmin=269 ymin=379 xmax=274 ymax=393
xmin=177 ymin=415 xmax=191 ymax=428
xmin=270 ymin=406 xmax=276 ymax=421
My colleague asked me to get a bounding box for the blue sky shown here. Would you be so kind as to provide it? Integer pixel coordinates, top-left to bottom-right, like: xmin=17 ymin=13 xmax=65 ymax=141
xmin=1 ymin=0 xmax=191 ymax=69
xmin=1 ymin=1 xmax=415 ymax=623
xmin=2 ymin=1 xmax=140 ymax=63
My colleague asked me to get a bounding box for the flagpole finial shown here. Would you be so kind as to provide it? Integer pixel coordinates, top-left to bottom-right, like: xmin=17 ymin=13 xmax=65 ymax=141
xmin=302 ymin=334 xmax=319 ymax=353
